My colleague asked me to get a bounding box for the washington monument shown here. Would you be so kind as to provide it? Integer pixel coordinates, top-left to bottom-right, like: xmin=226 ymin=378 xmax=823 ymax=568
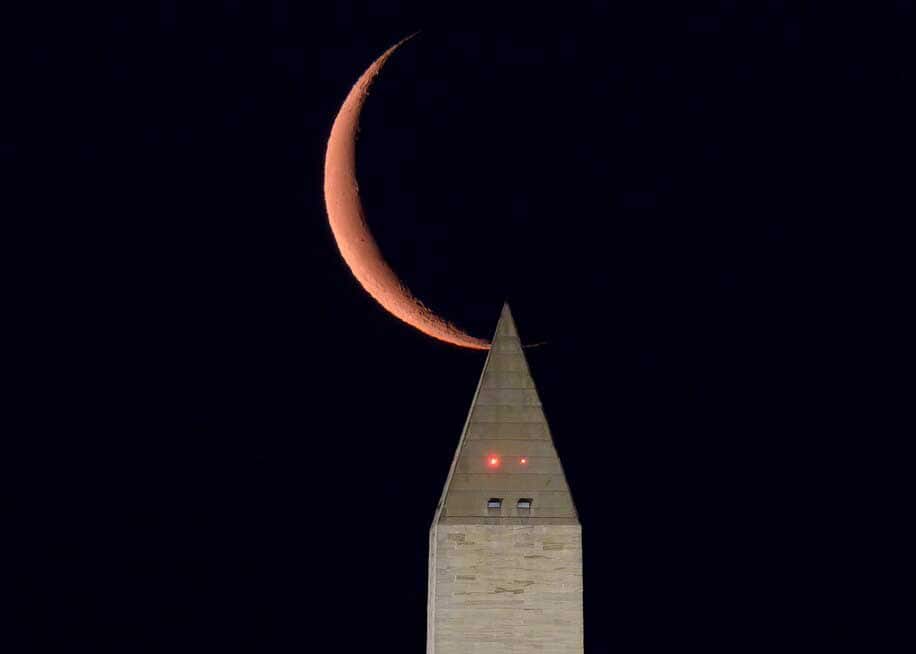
xmin=427 ymin=304 xmax=583 ymax=653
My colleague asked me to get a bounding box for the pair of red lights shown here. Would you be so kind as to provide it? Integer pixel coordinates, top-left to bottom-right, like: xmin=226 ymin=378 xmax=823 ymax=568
xmin=486 ymin=456 xmax=528 ymax=468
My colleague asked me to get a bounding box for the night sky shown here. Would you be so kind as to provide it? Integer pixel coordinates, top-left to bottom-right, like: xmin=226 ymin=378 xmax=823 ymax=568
xmin=7 ymin=2 xmax=914 ymax=652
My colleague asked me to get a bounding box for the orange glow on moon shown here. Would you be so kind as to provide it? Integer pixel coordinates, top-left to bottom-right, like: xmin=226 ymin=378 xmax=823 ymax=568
xmin=323 ymin=36 xmax=489 ymax=350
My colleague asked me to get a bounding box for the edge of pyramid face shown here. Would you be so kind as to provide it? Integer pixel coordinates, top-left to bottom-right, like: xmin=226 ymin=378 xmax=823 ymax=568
xmin=433 ymin=303 xmax=578 ymax=526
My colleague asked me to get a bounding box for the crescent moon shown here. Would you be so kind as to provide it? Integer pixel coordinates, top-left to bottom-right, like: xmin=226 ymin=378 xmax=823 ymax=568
xmin=323 ymin=37 xmax=490 ymax=350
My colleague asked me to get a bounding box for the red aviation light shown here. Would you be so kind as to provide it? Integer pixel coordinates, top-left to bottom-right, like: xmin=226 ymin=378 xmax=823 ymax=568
xmin=520 ymin=457 xmax=528 ymax=465
xmin=487 ymin=455 xmax=501 ymax=468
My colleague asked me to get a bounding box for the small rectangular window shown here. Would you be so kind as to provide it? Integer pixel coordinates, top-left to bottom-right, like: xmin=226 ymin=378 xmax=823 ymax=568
xmin=517 ymin=498 xmax=533 ymax=510
xmin=487 ymin=498 xmax=503 ymax=510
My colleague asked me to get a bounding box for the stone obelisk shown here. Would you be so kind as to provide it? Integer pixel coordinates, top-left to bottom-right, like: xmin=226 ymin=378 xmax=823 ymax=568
xmin=427 ymin=303 xmax=583 ymax=653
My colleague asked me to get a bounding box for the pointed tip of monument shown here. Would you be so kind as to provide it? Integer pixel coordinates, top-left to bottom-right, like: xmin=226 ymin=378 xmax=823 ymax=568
xmin=494 ymin=301 xmax=519 ymax=340
xmin=435 ymin=298 xmax=577 ymax=525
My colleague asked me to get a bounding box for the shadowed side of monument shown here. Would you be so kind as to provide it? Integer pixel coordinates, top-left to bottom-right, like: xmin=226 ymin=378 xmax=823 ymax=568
xmin=428 ymin=304 xmax=583 ymax=654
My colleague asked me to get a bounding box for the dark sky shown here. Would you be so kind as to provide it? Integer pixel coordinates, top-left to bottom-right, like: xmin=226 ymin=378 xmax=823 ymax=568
xmin=7 ymin=2 xmax=914 ymax=652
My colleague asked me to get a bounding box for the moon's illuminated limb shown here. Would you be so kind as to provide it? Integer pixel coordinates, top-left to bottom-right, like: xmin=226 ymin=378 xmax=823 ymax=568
xmin=323 ymin=37 xmax=490 ymax=350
